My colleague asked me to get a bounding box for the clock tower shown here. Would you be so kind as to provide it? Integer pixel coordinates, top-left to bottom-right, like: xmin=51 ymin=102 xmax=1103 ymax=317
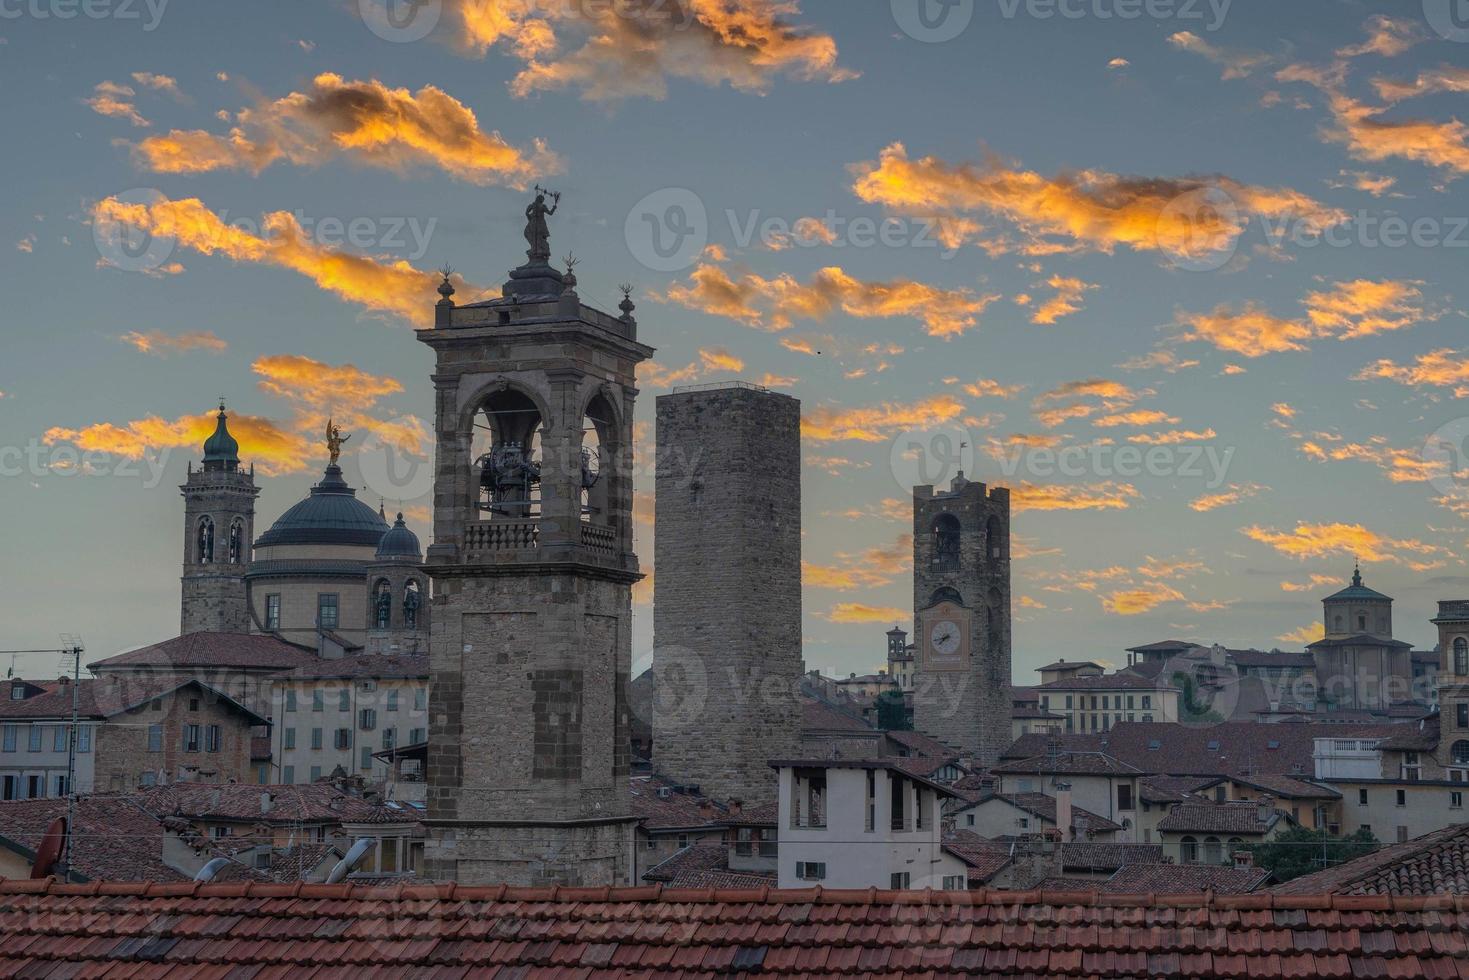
xmin=911 ymin=473 xmax=1012 ymax=765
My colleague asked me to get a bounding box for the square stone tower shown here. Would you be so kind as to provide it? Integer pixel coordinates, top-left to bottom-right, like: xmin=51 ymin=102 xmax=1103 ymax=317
xmin=1430 ymin=600 xmax=1469 ymax=774
xmin=417 ymin=203 xmax=652 ymax=886
xmin=911 ymin=474 xmax=1012 ymax=766
xmin=180 ymin=403 xmax=258 ymax=634
xmin=653 ymin=384 xmax=803 ymax=804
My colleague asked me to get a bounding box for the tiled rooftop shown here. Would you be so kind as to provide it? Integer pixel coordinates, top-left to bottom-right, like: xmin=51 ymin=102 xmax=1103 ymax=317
xmin=1103 ymin=863 xmax=1273 ymax=895
xmin=282 ymin=653 xmax=429 ymax=680
xmin=137 ymin=783 xmax=392 ymax=825
xmin=993 ymin=750 xmax=1143 ymax=777
xmin=88 ymin=632 xmax=316 ymax=672
xmin=962 ymin=793 xmax=1123 ymax=835
xmin=1273 ymin=823 xmax=1469 ymax=897
xmin=0 ymin=879 xmax=1465 ymax=977
xmin=1059 ymin=842 xmax=1165 ymax=873
xmin=1156 ymin=801 xmax=1281 ymax=835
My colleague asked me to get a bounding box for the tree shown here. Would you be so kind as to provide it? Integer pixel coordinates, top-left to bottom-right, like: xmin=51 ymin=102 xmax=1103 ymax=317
xmin=876 ymin=690 xmax=911 ymax=731
xmin=1171 ymin=671 xmax=1224 ymax=725
xmin=1249 ymin=826 xmax=1379 ymax=884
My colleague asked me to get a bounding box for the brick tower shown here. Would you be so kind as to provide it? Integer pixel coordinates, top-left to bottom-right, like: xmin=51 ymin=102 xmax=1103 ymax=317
xmin=653 ymin=384 xmax=803 ymax=804
xmin=418 ymin=197 xmax=652 ymax=885
xmin=180 ymin=403 xmax=259 ymax=634
xmin=910 ymin=473 xmax=1012 ymax=765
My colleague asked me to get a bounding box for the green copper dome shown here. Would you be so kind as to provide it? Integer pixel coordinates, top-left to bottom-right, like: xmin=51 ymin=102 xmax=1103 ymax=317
xmin=202 ymin=403 xmax=240 ymax=471
xmin=1323 ymin=564 xmax=1392 ymax=603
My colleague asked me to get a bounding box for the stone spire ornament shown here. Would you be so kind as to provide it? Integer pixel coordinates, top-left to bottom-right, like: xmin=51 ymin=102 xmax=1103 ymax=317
xmin=618 ymin=283 xmax=637 ymax=325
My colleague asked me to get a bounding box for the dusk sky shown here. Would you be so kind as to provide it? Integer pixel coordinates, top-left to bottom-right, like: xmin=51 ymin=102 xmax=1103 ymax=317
xmin=3 ymin=0 xmax=1469 ymax=681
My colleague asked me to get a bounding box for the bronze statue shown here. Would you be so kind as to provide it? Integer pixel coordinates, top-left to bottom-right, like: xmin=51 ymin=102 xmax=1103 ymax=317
xmin=325 ymin=418 xmax=350 ymax=466
xmin=525 ymin=186 xmax=560 ymax=263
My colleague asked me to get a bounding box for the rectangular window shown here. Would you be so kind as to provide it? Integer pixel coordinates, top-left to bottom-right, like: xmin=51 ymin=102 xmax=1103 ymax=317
xmin=890 ymin=872 xmax=911 ymax=889
xmin=386 ymin=690 xmax=399 ymax=712
xmin=1142 ymin=696 xmax=1152 ymax=709
xmin=335 ymin=728 xmax=352 ymax=750
xmin=360 ymin=745 xmax=373 ymax=770
xmin=313 ymin=690 xmax=324 ymax=712
xmin=795 ymin=862 xmax=826 ymax=881
xmin=28 ymin=727 xmax=42 ymax=752
xmin=9 ymin=684 xmax=24 ymax=701
xmin=1065 ymin=695 xmax=1073 ymax=710
xmin=285 ymin=689 xmax=297 ymax=712
xmin=311 ymin=728 xmax=323 ymax=750
xmin=265 ymin=594 xmax=281 ymax=630
xmin=27 ymin=775 xmax=41 ymax=798
xmin=77 ymin=726 xmax=90 ymax=753
xmin=865 ymin=769 xmax=876 ymax=833
xmin=414 ymin=688 xmax=427 ymax=711
xmin=283 ymin=765 xmax=295 ymax=783
xmin=359 ymin=709 xmax=376 ymax=731
xmin=1398 ymin=826 xmax=1409 ymax=843
xmin=211 ymin=826 xmax=229 ymax=839
xmin=139 ymin=772 xmax=157 ymax=788
xmin=1118 ymin=784 xmax=1134 ymax=811
xmin=1452 ymin=792 xmax=1464 ymax=809
xmin=1 ymin=726 xmax=14 ymax=752
xmin=942 ymin=875 xmax=966 ymax=890
xmin=410 ymin=727 xmax=425 ymax=744
xmin=147 ymin=724 xmax=163 ymax=752
xmin=1 ymin=776 xmax=14 ymax=800
xmin=183 ymin=725 xmax=201 ymax=753
xmin=890 ymin=774 xmax=907 ymax=832
xmin=53 ymin=775 xmax=67 ymax=797
xmin=339 ymin=690 xmax=351 ymax=712
xmin=310 ymin=766 xmax=322 ymax=782
xmin=1396 ymin=789 xmax=1407 ymax=807
xmin=382 ymin=727 xmax=396 ymax=750
xmin=317 ymin=594 xmax=339 ymax=630
xmin=1359 ymin=788 xmax=1369 ymax=805
xmin=1458 ymin=704 xmax=1469 ymax=730
xmin=205 ymin=725 xmax=221 ymax=753
xmin=53 ymin=727 xmax=66 ymax=752
xmin=283 ymin=728 xmax=296 ymax=750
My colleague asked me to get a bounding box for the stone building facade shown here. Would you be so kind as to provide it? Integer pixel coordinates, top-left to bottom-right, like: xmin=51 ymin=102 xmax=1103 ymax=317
xmin=1431 ymin=600 xmax=1469 ymax=775
xmin=92 ymin=678 xmax=265 ymax=792
xmin=417 ymin=213 xmax=651 ymax=886
xmin=1308 ymin=567 xmax=1414 ymax=710
xmin=180 ymin=404 xmax=259 ymax=635
xmin=653 ymin=385 xmax=803 ymax=805
xmin=911 ymin=474 xmax=1013 ymax=767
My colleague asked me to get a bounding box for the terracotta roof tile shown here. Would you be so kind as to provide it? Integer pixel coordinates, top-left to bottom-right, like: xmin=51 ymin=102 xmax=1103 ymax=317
xmin=89 ymin=632 xmax=316 ymax=672
xmin=1273 ymin=823 xmax=1469 ymax=896
xmin=1104 ymin=863 xmax=1273 ymax=894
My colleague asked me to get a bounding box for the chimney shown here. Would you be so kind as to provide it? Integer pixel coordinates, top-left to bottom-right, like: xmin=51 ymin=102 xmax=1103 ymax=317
xmin=728 ymin=800 xmax=743 ymax=818
xmin=260 ymin=792 xmax=273 ymax=815
xmin=697 ymin=801 xmax=716 ymax=821
xmin=1234 ymin=849 xmax=1255 ymax=868
xmin=1055 ymin=785 xmax=1074 ymax=843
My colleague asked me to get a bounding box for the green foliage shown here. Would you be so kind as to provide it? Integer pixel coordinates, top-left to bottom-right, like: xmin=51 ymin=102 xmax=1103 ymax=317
xmin=876 ymin=690 xmax=911 ymax=731
xmin=1249 ymin=826 xmax=1379 ymax=884
xmin=1171 ymin=671 xmax=1224 ymax=725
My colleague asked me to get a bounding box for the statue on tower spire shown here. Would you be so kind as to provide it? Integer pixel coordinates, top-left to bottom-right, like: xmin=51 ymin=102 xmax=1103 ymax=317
xmin=524 ymin=186 xmax=560 ymax=264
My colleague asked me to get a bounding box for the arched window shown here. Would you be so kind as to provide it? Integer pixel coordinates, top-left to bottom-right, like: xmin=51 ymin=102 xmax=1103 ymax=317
xmin=196 ymin=517 xmax=214 ymax=564
xmin=1203 ymin=837 xmax=1222 ymax=864
xmin=1180 ymin=836 xmax=1198 ymax=864
xmin=1455 ymin=637 xmax=1468 ymax=676
xmin=985 ymin=515 xmax=1005 ymax=561
xmin=932 ymin=514 xmax=960 ymax=568
xmin=473 ymin=387 xmax=543 ymax=520
xmin=929 ymin=587 xmax=964 ymax=608
xmin=403 ymin=580 xmax=421 ymax=629
xmin=373 ymin=580 xmax=392 ymax=629
xmin=228 ymin=519 xmax=244 ymax=564
xmin=1357 ymin=612 xmax=1367 ymax=631
xmin=1452 ymin=740 xmax=1469 ymax=766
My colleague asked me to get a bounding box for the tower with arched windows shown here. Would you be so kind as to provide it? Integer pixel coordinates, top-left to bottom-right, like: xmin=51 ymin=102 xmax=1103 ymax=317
xmin=180 ymin=403 xmax=259 ymax=634
xmin=910 ymin=473 xmax=1012 ymax=765
xmin=1431 ymin=600 xmax=1469 ymax=776
xmin=1307 ymin=565 xmax=1413 ymax=710
xmin=416 ymin=201 xmax=653 ymax=885
xmin=366 ymin=510 xmax=430 ymax=655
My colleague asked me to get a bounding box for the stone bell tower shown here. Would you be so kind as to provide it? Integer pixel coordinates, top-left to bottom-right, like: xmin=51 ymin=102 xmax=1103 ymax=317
xmin=180 ymin=402 xmax=259 ymax=634
xmin=418 ymin=192 xmax=653 ymax=885
xmin=911 ymin=473 xmax=1012 ymax=766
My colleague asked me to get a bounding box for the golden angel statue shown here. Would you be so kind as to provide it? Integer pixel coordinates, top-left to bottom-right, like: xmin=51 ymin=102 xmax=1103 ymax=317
xmin=325 ymin=417 xmax=351 ymax=466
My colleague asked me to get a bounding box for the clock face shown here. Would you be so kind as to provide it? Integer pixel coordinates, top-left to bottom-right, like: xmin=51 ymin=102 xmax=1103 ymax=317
xmin=930 ymin=620 xmax=962 ymax=657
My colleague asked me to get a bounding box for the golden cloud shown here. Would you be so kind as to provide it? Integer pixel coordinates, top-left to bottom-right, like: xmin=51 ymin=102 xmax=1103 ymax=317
xmin=1092 ymin=410 xmax=1179 ymax=429
xmin=1167 ymin=31 xmax=1270 ymax=79
xmin=85 ymin=80 xmax=149 ymax=127
xmin=826 ymin=602 xmax=910 ymax=625
xmin=1102 ymin=583 xmax=1187 ymax=616
xmin=91 ymin=194 xmax=470 ymax=323
xmin=135 ymin=73 xmax=558 ymax=186
xmin=45 ymin=412 xmax=310 ymax=476
xmin=963 ymin=378 xmax=1026 ymax=399
xmin=849 ymin=142 xmax=1344 ymax=260
xmin=1354 ymin=348 xmax=1469 ymax=394
xmin=1029 ymin=275 xmax=1096 ymax=325
xmin=1010 ymin=481 xmax=1141 ymax=513
xmin=659 ymin=258 xmax=1002 ymax=338
xmin=1278 ymin=622 xmax=1325 ymax=645
xmin=449 ymin=0 xmax=855 ymax=101
xmin=1189 ymin=483 xmax=1267 ymax=512
xmin=1336 ymin=14 xmax=1424 ymax=59
xmin=1127 ymin=428 xmax=1217 ymax=445
xmin=120 ymin=330 xmax=228 ymax=356
xmin=802 ymin=394 xmax=966 ymax=443
xmin=1242 ymin=521 xmax=1443 ymax=564
xmin=1373 ymin=65 xmax=1469 ymax=103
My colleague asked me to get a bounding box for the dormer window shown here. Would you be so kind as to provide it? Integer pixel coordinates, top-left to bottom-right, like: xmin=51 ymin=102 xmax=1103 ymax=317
xmin=9 ymin=684 xmax=25 ymax=701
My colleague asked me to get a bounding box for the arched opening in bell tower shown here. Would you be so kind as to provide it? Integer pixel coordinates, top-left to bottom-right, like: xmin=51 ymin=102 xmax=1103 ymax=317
xmin=579 ymin=391 xmax=618 ymax=526
xmin=472 ymin=388 xmax=543 ymax=521
xmin=931 ymin=514 xmax=960 ymax=569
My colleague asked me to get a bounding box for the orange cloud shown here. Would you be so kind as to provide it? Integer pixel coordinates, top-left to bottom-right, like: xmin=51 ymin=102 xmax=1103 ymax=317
xmin=963 ymin=379 xmax=1026 ymax=399
xmin=1242 ymin=522 xmax=1443 ymax=564
xmin=134 ymin=73 xmax=558 ymax=186
xmin=1189 ymin=483 xmax=1267 ymax=512
xmin=1010 ymin=481 xmax=1140 ymax=513
xmin=826 ymin=602 xmax=910 ymax=624
xmin=1354 ymin=348 xmax=1469 ymax=393
xmin=1126 ymin=428 xmax=1217 ymax=445
xmin=1032 ymin=378 xmax=1148 ymax=427
xmin=1102 ymin=583 xmax=1186 ymax=615
xmin=659 ymin=258 xmax=1001 ymax=338
xmin=1028 ymin=275 xmax=1096 ymax=325
xmin=802 ymin=394 xmax=965 ymax=443
xmin=44 ymin=412 xmax=310 ymax=476
xmin=85 ymin=80 xmax=150 ymax=127
xmin=1281 ymin=575 xmax=1341 ymax=593
xmin=1278 ymin=622 xmax=1325 ymax=645
xmin=698 ymin=347 xmax=745 ymax=373
xmin=850 ymin=142 xmax=1343 ymax=260
xmin=91 ymin=194 xmax=471 ymax=323
xmin=1092 ymin=410 xmax=1179 ymax=429
xmin=1336 ymin=14 xmax=1424 ymax=59
xmin=120 ymin=330 xmax=228 ymax=356
xmin=1373 ymin=65 xmax=1469 ymax=103
xmin=450 ymin=0 xmax=855 ymax=101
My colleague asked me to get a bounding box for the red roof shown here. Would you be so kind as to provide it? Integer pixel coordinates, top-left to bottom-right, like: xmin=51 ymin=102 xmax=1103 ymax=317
xmin=1273 ymin=823 xmax=1469 ymax=896
xmin=0 ymin=879 xmax=1465 ymax=976
xmin=89 ymin=632 xmax=316 ymax=672
xmin=1104 ymin=863 xmax=1273 ymax=895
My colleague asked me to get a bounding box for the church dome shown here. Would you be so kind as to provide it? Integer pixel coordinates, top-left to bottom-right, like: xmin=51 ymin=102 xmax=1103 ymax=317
xmin=202 ymin=403 xmax=240 ymax=469
xmin=375 ymin=512 xmax=422 ymax=561
xmin=253 ymin=464 xmax=389 ymax=549
xmin=1323 ymin=564 xmax=1392 ymax=603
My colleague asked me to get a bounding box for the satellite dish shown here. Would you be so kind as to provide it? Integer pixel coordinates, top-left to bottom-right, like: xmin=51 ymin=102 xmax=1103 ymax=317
xmin=31 ymin=816 xmax=67 ymax=879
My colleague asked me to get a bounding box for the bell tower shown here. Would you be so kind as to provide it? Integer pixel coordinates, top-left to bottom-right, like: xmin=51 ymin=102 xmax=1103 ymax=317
xmin=418 ymin=194 xmax=653 ymax=885
xmin=180 ymin=402 xmax=259 ymax=634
